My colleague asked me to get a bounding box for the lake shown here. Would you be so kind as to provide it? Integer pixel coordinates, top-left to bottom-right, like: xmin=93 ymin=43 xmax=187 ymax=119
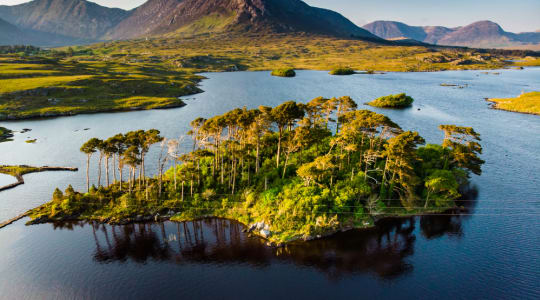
xmin=0 ymin=69 xmax=539 ymax=299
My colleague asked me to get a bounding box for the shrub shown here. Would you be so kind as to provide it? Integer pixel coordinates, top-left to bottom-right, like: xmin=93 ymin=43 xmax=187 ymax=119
xmin=366 ymin=93 xmax=414 ymax=108
xmin=271 ymin=68 xmax=296 ymax=77
xmin=329 ymin=67 xmax=355 ymax=75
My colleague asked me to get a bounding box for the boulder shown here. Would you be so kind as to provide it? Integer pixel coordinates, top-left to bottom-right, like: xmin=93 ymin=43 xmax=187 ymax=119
xmin=260 ymin=229 xmax=271 ymax=238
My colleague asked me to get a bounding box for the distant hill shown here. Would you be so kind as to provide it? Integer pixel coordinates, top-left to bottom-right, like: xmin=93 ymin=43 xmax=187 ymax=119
xmin=108 ymin=0 xmax=380 ymax=40
xmin=363 ymin=20 xmax=540 ymax=49
xmin=0 ymin=0 xmax=129 ymax=41
xmin=0 ymin=17 xmax=26 ymax=45
xmin=0 ymin=16 xmax=88 ymax=47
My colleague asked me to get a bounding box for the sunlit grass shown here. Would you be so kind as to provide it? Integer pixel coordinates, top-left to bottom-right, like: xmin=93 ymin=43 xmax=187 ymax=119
xmin=489 ymin=91 xmax=540 ymax=115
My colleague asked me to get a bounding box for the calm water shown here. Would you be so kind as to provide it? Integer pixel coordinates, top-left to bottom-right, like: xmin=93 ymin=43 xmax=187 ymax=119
xmin=0 ymin=69 xmax=539 ymax=299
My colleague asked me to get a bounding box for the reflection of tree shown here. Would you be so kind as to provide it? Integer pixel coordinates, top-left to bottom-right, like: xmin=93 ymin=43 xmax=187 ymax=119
xmin=281 ymin=218 xmax=416 ymax=280
xmin=88 ymin=214 xmax=467 ymax=280
xmin=420 ymin=215 xmax=464 ymax=239
xmin=419 ymin=184 xmax=478 ymax=240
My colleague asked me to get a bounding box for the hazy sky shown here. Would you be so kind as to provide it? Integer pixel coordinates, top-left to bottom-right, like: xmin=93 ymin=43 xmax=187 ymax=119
xmin=1 ymin=0 xmax=539 ymax=32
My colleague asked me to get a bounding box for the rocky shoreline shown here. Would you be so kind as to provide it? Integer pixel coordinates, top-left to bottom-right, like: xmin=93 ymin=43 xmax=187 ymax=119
xmin=24 ymin=208 xmax=461 ymax=247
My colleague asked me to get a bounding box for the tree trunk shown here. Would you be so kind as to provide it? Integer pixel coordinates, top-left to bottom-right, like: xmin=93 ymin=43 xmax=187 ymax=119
xmin=119 ymin=163 xmax=123 ymax=192
xmin=255 ymin=138 xmax=260 ymax=173
xmin=86 ymin=155 xmax=90 ymax=192
xmin=276 ymin=127 xmax=283 ymax=167
xmin=113 ymin=154 xmax=117 ymax=183
xmin=173 ymin=160 xmax=177 ymax=190
xmin=105 ymin=156 xmax=110 ymax=187
xmin=282 ymin=152 xmax=291 ymax=179
xmin=98 ymin=154 xmax=103 ymax=187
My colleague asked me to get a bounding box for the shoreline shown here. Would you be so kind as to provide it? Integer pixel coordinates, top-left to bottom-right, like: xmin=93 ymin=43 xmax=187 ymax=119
xmin=0 ymin=165 xmax=78 ymax=192
xmin=24 ymin=207 xmax=459 ymax=247
xmin=1 ymin=66 xmax=536 ymax=122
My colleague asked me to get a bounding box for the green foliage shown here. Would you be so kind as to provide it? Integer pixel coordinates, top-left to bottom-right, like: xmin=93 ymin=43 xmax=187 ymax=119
xmin=271 ymin=68 xmax=296 ymax=77
xmin=367 ymin=93 xmax=414 ymax=108
xmin=329 ymin=67 xmax=355 ymax=75
xmin=29 ymin=97 xmax=485 ymax=244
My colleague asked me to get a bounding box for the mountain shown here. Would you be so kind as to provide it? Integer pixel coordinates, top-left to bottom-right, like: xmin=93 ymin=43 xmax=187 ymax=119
xmin=362 ymin=21 xmax=427 ymax=42
xmin=0 ymin=0 xmax=129 ymax=40
xmin=0 ymin=17 xmax=26 ymax=45
xmin=107 ymin=0 xmax=380 ymax=40
xmin=105 ymin=0 xmax=182 ymax=40
xmin=0 ymin=16 xmax=82 ymax=46
xmin=363 ymin=20 xmax=540 ymax=49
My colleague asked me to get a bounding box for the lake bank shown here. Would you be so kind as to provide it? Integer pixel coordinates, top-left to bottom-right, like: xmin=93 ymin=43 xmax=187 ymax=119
xmin=487 ymin=91 xmax=540 ymax=116
xmin=0 ymin=165 xmax=78 ymax=192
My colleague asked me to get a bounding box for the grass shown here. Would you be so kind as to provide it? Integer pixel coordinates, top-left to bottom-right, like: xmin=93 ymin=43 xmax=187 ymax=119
xmin=0 ymin=165 xmax=40 ymax=177
xmin=271 ymin=68 xmax=296 ymax=77
xmin=0 ymin=55 xmax=202 ymax=120
xmin=488 ymin=91 xmax=540 ymax=115
xmin=0 ymin=32 xmax=533 ymax=120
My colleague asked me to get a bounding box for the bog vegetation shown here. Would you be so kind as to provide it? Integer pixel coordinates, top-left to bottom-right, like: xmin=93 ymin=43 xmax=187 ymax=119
xmin=0 ymin=33 xmax=534 ymax=120
xmin=271 ymin=68 xmax=296 ymax=77
xmin=330 ymin=67 xmax=355 ymax=75
xmin=367 ymin=93 xmax=415 ymax=108
xmin=488 ymin=91 xmax=540 ymax=115
xmin=28 ymin=95 xmax=485 ymax=244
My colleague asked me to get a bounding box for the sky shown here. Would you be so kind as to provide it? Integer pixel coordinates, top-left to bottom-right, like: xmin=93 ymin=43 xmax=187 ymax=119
xmin=1 ymin=0 xmax=539 ymax=33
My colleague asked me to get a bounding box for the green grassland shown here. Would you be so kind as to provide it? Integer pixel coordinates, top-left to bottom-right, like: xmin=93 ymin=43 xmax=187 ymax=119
xmin=0 ymin=54 xmax=202 ymax=120
xmin=0 ymin=33 xmax=536 ymax=120
xmin=488 ymin=91 xmax=540 ymax=115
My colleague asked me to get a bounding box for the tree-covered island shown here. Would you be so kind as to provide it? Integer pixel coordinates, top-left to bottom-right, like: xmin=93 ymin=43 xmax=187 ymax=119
xmin=27 ymin=95 xmax=484 ymax=245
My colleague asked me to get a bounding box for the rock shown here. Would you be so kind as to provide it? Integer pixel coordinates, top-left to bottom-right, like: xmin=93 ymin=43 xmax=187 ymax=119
xmin=247 ymin=224 xmax=257 ymax=232
xmin=260 ymin=229 xmax=271 ymax=238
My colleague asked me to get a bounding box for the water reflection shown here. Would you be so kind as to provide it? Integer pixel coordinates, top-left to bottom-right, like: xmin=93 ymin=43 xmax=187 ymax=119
xmin=87 ymin=216 xmax=467 ymax=279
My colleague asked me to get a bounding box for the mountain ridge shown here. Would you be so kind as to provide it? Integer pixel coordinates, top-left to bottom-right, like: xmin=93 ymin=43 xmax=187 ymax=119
xmin=1 ymin=0 xmax=380 ymax=46
xmin=107 ymin=0 xmax=380 ymax=40
xmin=363 ymin=20 xmax=540 ymax=49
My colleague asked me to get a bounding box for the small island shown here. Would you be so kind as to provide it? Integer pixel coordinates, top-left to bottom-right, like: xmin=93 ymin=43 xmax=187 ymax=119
xmin=0 ymin=127 xmax=14 ymax=143
xmin=26 ymin=96 xmax=484 ymax=246
xmin=366 ymin=93 xmax=414 ymax=108
xmin=271 ymin=68 xmax=296 ymax=77
xmin=330 ymin=67 xmax=355 ymax=75
xmin=488 ymin=91 xmax=540 ymax=115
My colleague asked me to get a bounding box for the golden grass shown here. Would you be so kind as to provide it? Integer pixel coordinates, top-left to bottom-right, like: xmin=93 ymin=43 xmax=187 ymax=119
xmin=0 ymin=75 xmax=93 ymax=94
xmin=489 ymin=92 xmax=540 ymax=115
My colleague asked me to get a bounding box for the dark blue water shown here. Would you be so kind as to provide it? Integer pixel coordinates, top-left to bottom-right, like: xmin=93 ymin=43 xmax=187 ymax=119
xmin=0 ymin=69 xmax=539 ymax=299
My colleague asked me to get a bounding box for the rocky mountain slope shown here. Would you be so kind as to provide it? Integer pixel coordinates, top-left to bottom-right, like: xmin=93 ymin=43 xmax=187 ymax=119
xmin=0 ymin=0 xmax=129 ymax=40
xmin=108 ymin=0 xmax=379 ymax=40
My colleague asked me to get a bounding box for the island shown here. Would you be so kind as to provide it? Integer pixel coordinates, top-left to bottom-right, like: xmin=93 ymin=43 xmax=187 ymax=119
xmin=488 ymin=91 xmax=540 ymax=115
xmin=366 ymin=93 xmax=414 ymax=108
xmin=25 ymin=95 xmax=485 ymax=246
xmin=330 ymin=67 xmax=355 ymax=75
xmin=271 ymin=68 xmax=296 ymax=77
xmin=0 ymin=126 xmax=13 ymax=142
